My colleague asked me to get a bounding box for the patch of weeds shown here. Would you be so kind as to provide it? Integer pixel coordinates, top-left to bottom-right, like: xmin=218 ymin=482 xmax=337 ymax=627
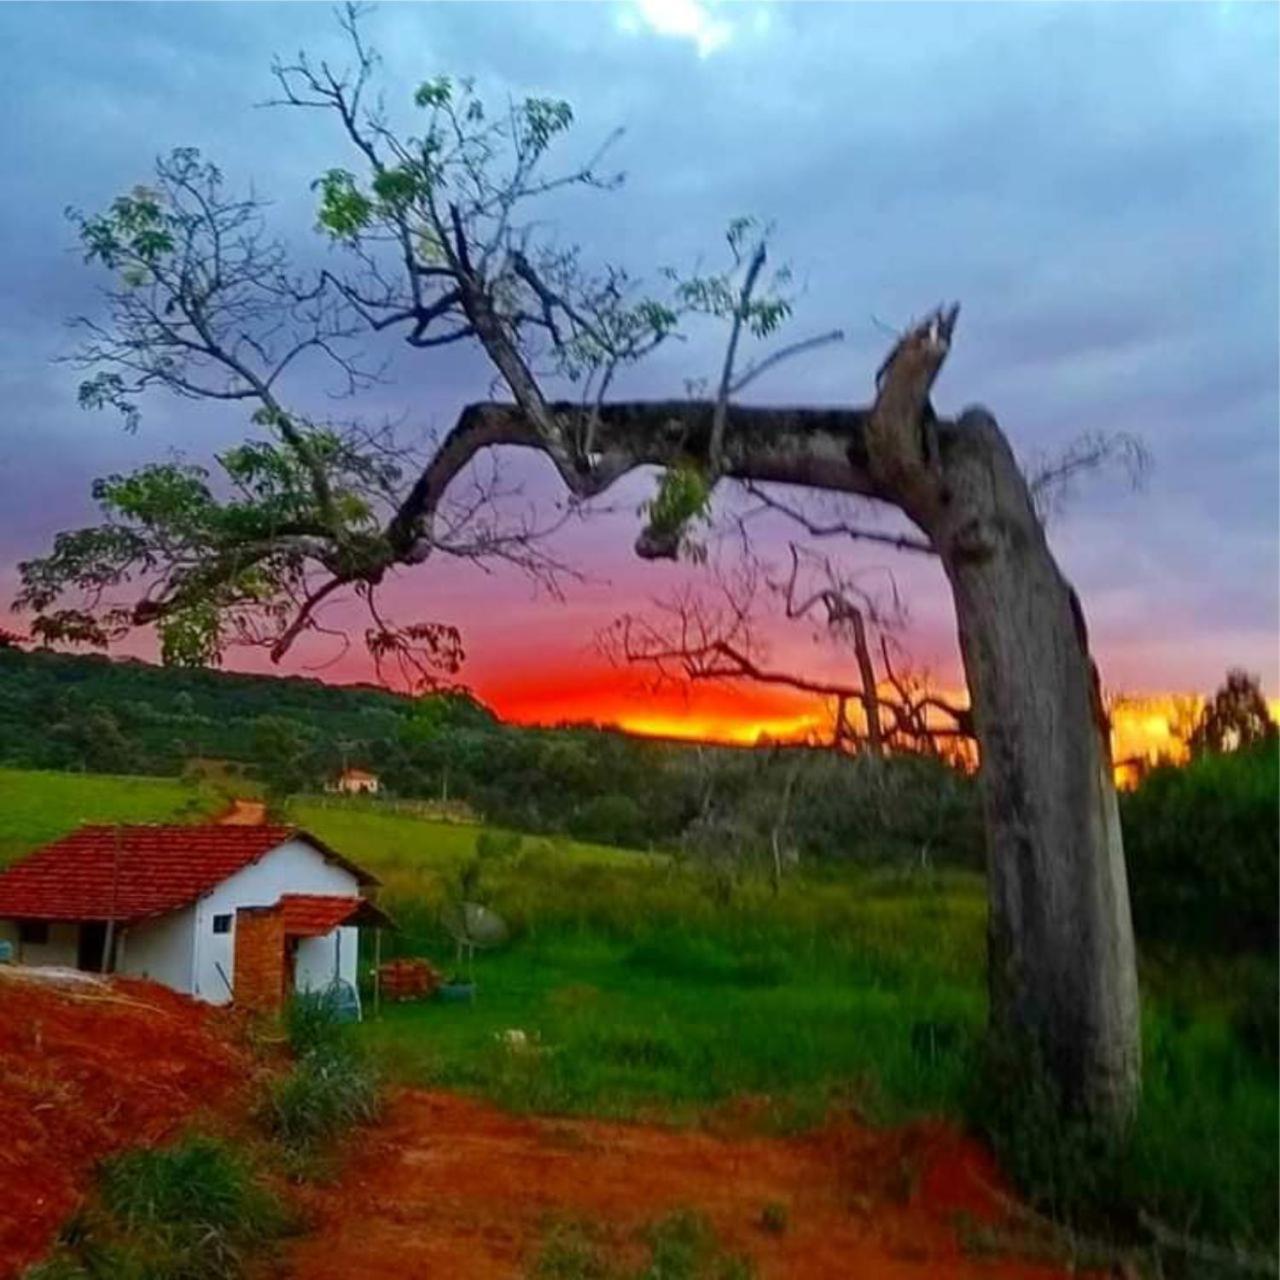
xmin=24 ymin=1258 xmax=89 ymax=1280
xmin=908 ymin=1018 xmax=966 ymax=1066
xmin=758 ymin=1202 xmax=788 ymax=1236
xmin=640 ymin=1210 xmax=755 ymax=1280
xmin=259 ymin=1042 xmax=380 ymax=1152
xmin=528 ymin=1210 xmax=754 ymax=1280
xmin=477 ymin=828 xmax=524 ymax=861
xmin=531 ymin=1219 xmax=616 ymax=1279
xmin=283 ymin=990 xmax=347 ymax=1059
xmin=259 ymin=992 xmax=382 ymax=1167
xmin=597 ymin=1028 xmax=684 ymax=1070
xmin=28 ymin=1135 xmax=289 ymax=1280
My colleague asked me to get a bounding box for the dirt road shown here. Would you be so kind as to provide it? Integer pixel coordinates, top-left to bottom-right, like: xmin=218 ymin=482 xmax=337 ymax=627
xmin=281 ymin=1090 xmax=1081 ymax=1279
xmin=216 ymin=797 xmax=267 ymax=825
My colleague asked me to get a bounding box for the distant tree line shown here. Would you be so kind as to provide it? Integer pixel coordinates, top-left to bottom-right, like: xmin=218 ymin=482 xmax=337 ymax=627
xmin=0 ymin=647 xmax=982 ymax=867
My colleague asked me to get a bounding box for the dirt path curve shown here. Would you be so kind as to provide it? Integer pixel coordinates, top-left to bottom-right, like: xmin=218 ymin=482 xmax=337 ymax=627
xmin=280 ymin=1090 xmax=1081 ymax=1279
xmin=216 ymin=797 xmax=267 ymax=825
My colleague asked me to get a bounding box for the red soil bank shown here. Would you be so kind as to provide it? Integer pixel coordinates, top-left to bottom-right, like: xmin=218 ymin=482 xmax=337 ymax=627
xmin=0 ymin=973 xmax=252 ymax=1279
xmin=283 ymin=1089 xmax=1086 ymax=1280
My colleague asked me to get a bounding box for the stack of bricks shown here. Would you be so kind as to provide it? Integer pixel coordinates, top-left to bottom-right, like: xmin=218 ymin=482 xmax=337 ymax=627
xmin=233 ymin=904 xmax=286 ymax=1014
xmin=377 ymin=957 xmax=442 ymax=1002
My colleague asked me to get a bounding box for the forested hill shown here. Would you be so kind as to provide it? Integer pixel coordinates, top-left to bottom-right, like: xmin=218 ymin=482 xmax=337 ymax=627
xmin=0 ymin=646 xmax=492 ymax=774
xmin=0 ymin=645 xmax=983 ymax=862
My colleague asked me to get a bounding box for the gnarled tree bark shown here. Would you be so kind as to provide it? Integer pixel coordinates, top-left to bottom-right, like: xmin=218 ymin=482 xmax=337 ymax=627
xmin=933 ymin=413 xmax=1139 ymax=1119
xmin=862 ymin=311 xmax=1140 ymax=1122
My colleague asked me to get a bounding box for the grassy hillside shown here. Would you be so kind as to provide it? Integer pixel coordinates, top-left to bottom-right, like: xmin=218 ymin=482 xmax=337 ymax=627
xmin=0 ymin=769 xmax=219 ymax=864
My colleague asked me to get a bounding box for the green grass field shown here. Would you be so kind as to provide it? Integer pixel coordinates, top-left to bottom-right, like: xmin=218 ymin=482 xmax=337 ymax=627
xmin=2 ymin=768 xmax=1275 ymax=1258
xmin=0 ymin=768 xmax=220 ymax=864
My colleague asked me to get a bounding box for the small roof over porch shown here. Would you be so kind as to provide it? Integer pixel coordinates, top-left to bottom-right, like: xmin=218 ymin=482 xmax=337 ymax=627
xmin=278 ymin=893 xmax=393 ymax=937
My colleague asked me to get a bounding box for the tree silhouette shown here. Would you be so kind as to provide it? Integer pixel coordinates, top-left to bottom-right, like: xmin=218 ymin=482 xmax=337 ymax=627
xmin=1190 ymin=669 xmax=1277 ymax=757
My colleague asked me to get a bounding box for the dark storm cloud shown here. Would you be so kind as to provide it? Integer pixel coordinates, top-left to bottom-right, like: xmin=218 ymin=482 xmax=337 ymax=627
xmin=0 ymin=1 xmax=1275 ymax=694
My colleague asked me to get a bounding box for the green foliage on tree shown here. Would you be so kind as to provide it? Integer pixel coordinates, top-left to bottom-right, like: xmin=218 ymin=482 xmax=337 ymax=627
xmin=14 ymin=8 xmax=805 ymax=684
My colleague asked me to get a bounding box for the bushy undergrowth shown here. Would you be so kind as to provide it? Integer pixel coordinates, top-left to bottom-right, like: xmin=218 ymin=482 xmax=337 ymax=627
xmin=261 ymin=1044 xmax=381 ymax=1150
xmin=1122 ymin=742 xmax=1278 ymax=952
xmin=259 ymin=992 xmax=381 ymax=1154
xmin=971 ymin=1020 xmax=1279 ymax=1276
xmin=26 ymin=1137 xmax=288 ymax=1280
xmin=27 ymin=997 xmax=386 ymax=1277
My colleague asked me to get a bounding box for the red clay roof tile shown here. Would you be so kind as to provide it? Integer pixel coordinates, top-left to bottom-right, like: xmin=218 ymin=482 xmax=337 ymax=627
xmin=0 ymin=826 xmax=371 ymax=923
xmin=278 ymin=894 xmax=364 ymax=937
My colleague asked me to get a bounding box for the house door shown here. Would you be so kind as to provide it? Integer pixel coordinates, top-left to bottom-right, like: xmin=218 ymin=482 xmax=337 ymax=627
xmin=284 ymin=936 xmax=299 ymax=1000
xmin=78 ymin=921 xmax=107 ymax=972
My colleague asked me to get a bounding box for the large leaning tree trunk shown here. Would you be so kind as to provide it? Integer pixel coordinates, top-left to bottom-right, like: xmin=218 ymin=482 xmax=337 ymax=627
xmin=863 ymin=310 xmax=1140 ymax=1121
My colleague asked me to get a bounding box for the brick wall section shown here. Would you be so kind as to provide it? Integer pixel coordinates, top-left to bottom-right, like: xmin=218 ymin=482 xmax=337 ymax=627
xmin=234 ymin=905 xmax=285 ymax=1014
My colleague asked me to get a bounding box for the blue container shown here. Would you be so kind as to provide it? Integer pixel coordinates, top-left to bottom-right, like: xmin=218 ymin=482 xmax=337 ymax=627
xmin=436 ymin=981 xmax=476 ymax=1003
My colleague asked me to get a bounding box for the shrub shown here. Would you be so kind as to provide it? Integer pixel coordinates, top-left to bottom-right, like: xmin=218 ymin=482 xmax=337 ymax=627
xmin=476 ymin=828 xmax=523 ymax=860
xmin=640 ymin=1210 xmax=754 ymax=1280
xmin=529 ymin=1210 xmax=754 ymax=1280
xmin=29 ymin=1136 xmax=288 ymax=1280
xmin=260 ymin=1048 xmax=380 ymax=1150
xmin=264 ymin=993 xmax=381 ymax=1154
xmin=569 ymin=794 xmax=647 ymax=848
xmin=101 ymin=1137 xmax=284 ymax=1241
xmin=1121 ymin=742 xmax=1278 ymax=952
xmin=283 ymin=990 xmax=346 ymax=1059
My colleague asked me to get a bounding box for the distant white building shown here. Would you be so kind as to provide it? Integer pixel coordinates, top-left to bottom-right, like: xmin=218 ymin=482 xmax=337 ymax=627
xmin=0 ymin=825 xmax=388 ymax=1013
xmin=326 ymin=767 xmax=381 ymax=796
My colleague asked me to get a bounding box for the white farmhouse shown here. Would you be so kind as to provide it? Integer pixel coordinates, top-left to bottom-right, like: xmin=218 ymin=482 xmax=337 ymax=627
xmin=326 ymin=768 xmax=380 ymax=796
xmin=0 ymin=825 xmax=388 ymax=1013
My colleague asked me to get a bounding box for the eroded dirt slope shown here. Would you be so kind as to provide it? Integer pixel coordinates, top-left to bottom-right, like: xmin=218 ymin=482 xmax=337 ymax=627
xmin=0 ymin=970 xmax=254 ymax=1278
xmin=283 ymin=1089 xmax=1082 ymax=1280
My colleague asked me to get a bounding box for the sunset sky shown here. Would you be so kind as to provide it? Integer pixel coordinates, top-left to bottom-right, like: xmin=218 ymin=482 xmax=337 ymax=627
xmin=1 ymin=1 xmax=1276 ymax=742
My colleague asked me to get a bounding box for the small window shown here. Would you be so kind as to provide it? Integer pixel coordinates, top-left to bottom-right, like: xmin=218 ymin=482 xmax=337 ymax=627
xmin=19 ymin=921 xmax=49 ymax=946
xmin=212 ymin=914 xmax=232 ymax=935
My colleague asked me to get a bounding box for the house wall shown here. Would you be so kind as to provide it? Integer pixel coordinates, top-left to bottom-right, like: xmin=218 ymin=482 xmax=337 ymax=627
xmin=191 ymin=838 xmax=361 ymax=1005
xmin=295 ymin=926 xmax=358 ymax=993
xmin=117 ymin=907 xmax=196 ymax=993
xmin=0 ymin=920 xmax=79 ymax=966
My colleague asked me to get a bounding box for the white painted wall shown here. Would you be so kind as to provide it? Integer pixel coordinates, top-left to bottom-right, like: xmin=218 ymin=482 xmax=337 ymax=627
xmin=191 ymin=838 xmax=361 ymax=1004
xmin=295 ymin=925 xmax=359 ymax=993
xmin=117 ymin=907 xmax=195 ymax=993
xmin=0 ymin=920 xmax=79 ymax=966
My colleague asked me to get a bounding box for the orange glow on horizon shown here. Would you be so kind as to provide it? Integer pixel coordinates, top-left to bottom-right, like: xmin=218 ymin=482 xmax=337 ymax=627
xmin=480 ymin=664 xmax=1280 ymax=778
xmin=617 ymin=711 xmax=829 ymax=746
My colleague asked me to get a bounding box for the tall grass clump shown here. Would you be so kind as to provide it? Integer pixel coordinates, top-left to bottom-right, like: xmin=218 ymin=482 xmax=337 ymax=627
xmin=529 ymin=1209 xmax=753 ymax=1279
xmin=26 ymin=1136 xmax=288 ymax=1280
xmin=970 ymin=1021 xmax=1279 ymax=1277
xmin=259 ymin=992 xmax=380 ymax=1154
